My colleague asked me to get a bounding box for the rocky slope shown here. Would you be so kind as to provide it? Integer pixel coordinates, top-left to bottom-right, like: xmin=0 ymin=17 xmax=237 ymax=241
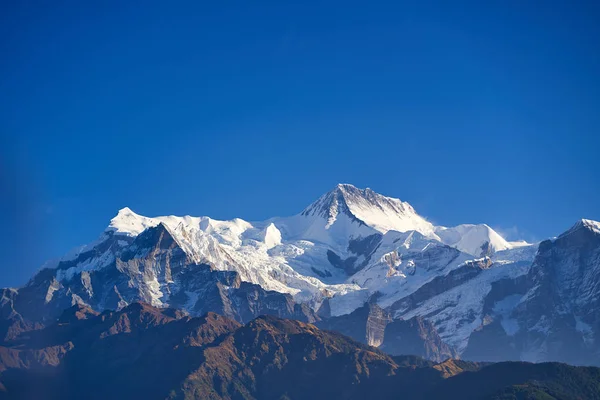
xmin=316 ymin=301 xmax=456 ymax=362
xmin=1 ymin=303 xmax=599 ymax=400
xmin=463 ymin=219 xmax=600 ymax=365
xmin=2 ymin=184 xmax=599 ymax=365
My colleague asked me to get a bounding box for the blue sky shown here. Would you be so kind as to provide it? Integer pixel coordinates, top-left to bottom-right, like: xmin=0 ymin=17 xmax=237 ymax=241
xmin=1 ymin=0 xmax=599 ymax=286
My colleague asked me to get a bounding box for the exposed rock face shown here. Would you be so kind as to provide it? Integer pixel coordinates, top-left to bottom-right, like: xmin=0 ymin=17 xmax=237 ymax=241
xmin=56 ymin=303 xmax=99 ymax=323
xmin=3 ymin=184 xmax=600 ymax=367
xmin=300 ymin=184 xmax=435 ymax=236
xmin=3 ymin=224 xmax=316 ymax=337
xmin=317 ymin=301 xmax=390 ymax=346
xmin=381 ymin=317 xmax=457 ymax=362
xmin=0 ymin=289 xmax=44 ymax=344
xmin=515 ymin=220 xmax=600 ymax=364
xmin=7 ymin=218 xmax=600 ymax=366
xmin=389 ymin=257 xmax=492 ymax=316
xmin=317 ymin=301 xmax=456 ymax=361
xmin=463 ymin=220 xmax=600 ymax=365
xmin=0 ymin=304 xmax=598 ymax=400
xmin=326 ymin=234 xmax=383 ymax=275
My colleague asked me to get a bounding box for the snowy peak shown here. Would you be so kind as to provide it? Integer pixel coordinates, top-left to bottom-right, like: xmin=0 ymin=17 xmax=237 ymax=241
xmin=300 ymin=184 xmax=436 ymax=236
xmin=107 ymin=207 xmax=160 ymax=236
xmin=435 ymin=224 xmax=513 ymax=257
xmin=579 ymin=219 xmax=600 ymax=234
xmin=559 ymin=218 xmax=600 ymax=238
xmin=301 ymin=184 xmax=360 ymax=227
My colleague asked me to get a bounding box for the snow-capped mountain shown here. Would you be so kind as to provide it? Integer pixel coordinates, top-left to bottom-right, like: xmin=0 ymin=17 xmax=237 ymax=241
xmin=298 ymin=183 xmax=438 ymax=238
xmin=435 ymin=224 xmax=526 ymax=257
xmin=2 ymin=184 xmax=599 ymax=366
xmin=463 ymin=219 xmax=600 ymax=365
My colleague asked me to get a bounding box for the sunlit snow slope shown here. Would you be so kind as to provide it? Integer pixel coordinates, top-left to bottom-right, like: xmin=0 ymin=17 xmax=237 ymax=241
xmin=23 ymin=183 xmax=543 ymax=354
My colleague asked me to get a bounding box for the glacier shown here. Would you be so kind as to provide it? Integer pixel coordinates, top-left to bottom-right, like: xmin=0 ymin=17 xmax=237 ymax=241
xmin=8 ymin=183 xmax=600 ymax=366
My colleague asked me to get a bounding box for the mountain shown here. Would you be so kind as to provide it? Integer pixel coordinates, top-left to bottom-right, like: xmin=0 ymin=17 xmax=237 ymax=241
xmin=3 ymin=184 xmax=600 ymax=366
xmin=435 ymin=224 xmax=523 ymax=257
xmin=1 ymin=303 xmax=599 ymax=400
xmin=299 ymin=183 xmax=437 ymax=238
xmin=463 ymin=219 xmax=600 ymax=365
xmin=316 ymin=300 xmax=457 ymax=362
xmin=0 ymin=221 xmax=316 ymax=328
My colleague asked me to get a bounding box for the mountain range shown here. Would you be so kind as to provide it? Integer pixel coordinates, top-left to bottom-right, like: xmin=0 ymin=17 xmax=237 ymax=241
xmin=1 ymin=302 xmax=599 ymax=400
xmin=2 ymin=183 xmax=600 ymax=367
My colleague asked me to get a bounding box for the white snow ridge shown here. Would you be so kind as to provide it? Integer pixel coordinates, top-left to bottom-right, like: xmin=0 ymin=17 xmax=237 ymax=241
xmin=46 ymin=183 xmax=547 ymax=354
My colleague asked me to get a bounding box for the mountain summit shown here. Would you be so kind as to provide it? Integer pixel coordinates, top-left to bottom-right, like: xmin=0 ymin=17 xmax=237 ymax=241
xmin=300 ymin=184 xmax=436 ymax=236
xmin=5 ymin=184 xmax=600 ymax=366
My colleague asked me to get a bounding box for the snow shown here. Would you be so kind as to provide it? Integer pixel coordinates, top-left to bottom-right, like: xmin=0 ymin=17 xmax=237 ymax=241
xmin=508 ymin=240 xmax=531 ymax=248
xmin=328 ymin=288 xmax=370 ymax=317
xmin=146 ymin=276 xmax=164 ymax=307
xmin=347 ymin=230 xmax=473 ymax=310
xmin=261 ymin=223 xmax=282 ymax=249
xmin=492 ymin=294 xmax=523 ymax=336
xmin=560 ymin=219 xmax=600 ymax=238
xmin=37 ymin=234 xmax=112 ymax=273
xmin=493 ymin=244 xmax=539 ymax=263
xmin=299 ymin=184 xmax=439 ymax=239
xmin=55 ymin=247 xmax=117 ymax=282
xmin=575 ymin=316 xmax=594 ymax=346
xmin=435 ymin=224 xmax=514 ymax=256
xmin=42 ymin=183 xmax=543 ymax=354
xmin=397 ymin=259 xmax=531 ymax=352
xmin=336 ymin=187 xmax=436 ymax=236
xmin=185 ymin=291 xmax=200 ymax=311
xmin=107 ymin=207 xmax=161 ymax=236
xmin=582 ymin=219 xmax=600 ymax=234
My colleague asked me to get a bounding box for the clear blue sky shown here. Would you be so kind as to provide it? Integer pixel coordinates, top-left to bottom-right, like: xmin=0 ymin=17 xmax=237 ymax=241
xmin=1 ymin=0 xmax=599 ymax=286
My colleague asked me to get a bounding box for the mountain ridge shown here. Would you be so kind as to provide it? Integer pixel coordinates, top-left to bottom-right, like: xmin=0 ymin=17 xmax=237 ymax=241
xmin=3 ymin=184 xmax=600 ymax=367
xmin=1 ymin=302 xmax=599 ymax=400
